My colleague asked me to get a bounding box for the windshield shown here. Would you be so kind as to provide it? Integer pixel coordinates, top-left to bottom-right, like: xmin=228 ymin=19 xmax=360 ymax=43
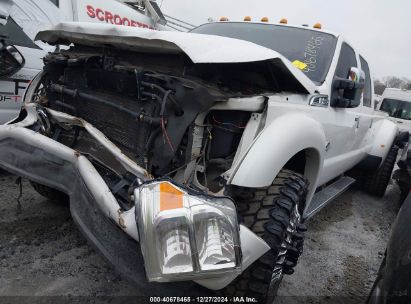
xmin=380 ymin=98 xmax=411 ymax=120
xmin=191 ymin=22 xmax=337 ymax=84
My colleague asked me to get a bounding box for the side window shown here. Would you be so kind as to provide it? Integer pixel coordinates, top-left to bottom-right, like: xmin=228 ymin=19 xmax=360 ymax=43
xmin=49 ymin=0 xmax=59 ymax=7
xmin=335 ymin=43 xmax=357 ymax=78
xmin=332 ymin=42 xmax=360 ymax=107
xmin=360 ymin=56 xmax=372 ymax=107
xmin=380 ymin=99 xmax=400 ymax=117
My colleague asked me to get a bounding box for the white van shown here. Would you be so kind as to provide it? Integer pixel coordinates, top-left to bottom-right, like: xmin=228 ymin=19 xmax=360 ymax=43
xmin=0 ymin=0 xmax=166 ymax=124
xmin=378 ymin=88 xmax=411 ymax=133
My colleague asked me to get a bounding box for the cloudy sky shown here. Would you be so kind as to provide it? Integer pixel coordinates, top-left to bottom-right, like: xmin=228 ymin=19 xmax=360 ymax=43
xmin=161 ymin=0 xmax=411 ymax=80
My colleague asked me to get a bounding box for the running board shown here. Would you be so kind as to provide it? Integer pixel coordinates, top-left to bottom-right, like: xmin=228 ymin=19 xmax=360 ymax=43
xmin=304 ymin=176 xmax=355 ymax=219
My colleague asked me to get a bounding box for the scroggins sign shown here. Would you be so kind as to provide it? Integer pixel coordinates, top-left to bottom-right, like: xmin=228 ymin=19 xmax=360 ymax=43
xmin=85 ymin=3 xmax=155 ymax=29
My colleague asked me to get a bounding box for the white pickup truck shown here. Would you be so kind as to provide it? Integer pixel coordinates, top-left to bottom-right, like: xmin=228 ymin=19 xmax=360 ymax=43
xmin=0 ymin=20 xmax=399 ymax=302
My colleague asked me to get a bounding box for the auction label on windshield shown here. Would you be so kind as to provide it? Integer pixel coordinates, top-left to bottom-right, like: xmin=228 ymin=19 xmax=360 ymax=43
xmin=150 ymin=297 xmax=257 ymax=303
xmin=292 ymin=60 xmax=308 ymax=70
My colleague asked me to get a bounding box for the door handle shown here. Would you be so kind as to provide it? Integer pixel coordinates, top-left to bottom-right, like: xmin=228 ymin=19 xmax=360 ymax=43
xmin=355 ymin=116 xmax=360 ymax=128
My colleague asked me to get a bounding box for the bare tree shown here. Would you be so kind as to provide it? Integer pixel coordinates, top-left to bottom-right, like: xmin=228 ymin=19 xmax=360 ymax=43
xmin=374 ymin=76 xmax=411 ymax=94
xmin=382 ymin=76 xmax=404 ymax=89
xmin=374 ymin=79 xmax=386 ymax=95
xmin=401 ymin=77 xmax=411 ymax=90
xmin=403 ymin=82 xmax=411 ymax=90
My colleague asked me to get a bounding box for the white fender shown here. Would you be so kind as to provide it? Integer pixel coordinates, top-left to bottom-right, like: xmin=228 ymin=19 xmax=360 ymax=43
xmin=369 ymin=118 xmax=398 ymax=163
xmin=228 ymin=113 xmax=326 ymax=203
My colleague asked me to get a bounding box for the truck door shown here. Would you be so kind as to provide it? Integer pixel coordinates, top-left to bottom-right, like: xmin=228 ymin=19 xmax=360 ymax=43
xmin=319 ymin=42 xmax=364 ymax=184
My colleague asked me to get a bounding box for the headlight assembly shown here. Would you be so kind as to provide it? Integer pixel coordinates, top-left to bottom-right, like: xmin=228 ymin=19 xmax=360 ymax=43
xmin=135 ymin=180 xmax=241 ymax=282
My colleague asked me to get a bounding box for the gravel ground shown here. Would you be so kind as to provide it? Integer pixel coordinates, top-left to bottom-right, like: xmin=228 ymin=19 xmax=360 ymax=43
xmin=0 ymin=171 xmax=401 ymax=303
xmin=277 ymin=180 xmax=401 ymax=304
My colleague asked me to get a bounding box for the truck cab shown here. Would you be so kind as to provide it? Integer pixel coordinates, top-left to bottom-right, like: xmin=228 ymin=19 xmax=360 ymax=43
xmin=192 ymin=20 xmax=397 ymax=206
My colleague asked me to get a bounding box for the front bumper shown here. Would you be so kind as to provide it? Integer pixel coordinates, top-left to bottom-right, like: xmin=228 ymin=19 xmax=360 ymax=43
xmin=0 ymin=104 xmax=270 ymax=292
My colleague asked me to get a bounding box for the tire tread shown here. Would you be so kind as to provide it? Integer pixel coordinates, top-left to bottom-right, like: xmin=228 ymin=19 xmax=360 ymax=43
xmin=222 ymin=169 xmax=308 ymax=302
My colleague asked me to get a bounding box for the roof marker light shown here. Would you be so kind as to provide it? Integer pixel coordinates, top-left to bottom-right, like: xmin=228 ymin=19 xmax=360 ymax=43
xmin=279 ymin=18 xmax=288 ymax=24
xmin=219 ymin=16 xmax=229 ymax=22
xmin=244 ymin=16 xmax=252 ymax=22
xmin=261 ymin=17 xmax=269 ymax=22
xmin=313 ymin=23 xmax=322 ymax=29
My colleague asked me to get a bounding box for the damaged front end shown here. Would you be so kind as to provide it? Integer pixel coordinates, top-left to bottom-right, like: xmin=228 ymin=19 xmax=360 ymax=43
xmin=0 ymin=23 xmax=312 ymax=293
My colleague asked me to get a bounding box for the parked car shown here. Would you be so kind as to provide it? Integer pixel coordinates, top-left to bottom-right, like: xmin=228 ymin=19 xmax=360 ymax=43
xmin=377 ymin=88 xmax=411 ymax=133
xmin=0 ymin=13 xmax=45 ymax=124
xmin=367 ymin=191 xmax=411 ymax=304
xmin=0 ymin=19 xmax=399 ymax=302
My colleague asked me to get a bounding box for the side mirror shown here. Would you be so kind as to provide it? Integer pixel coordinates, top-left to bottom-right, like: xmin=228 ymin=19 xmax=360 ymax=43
xmin=331 ymin=67 xmax=365 ymax=108
xmin=0 ymin=40 xmax=25 ymax=78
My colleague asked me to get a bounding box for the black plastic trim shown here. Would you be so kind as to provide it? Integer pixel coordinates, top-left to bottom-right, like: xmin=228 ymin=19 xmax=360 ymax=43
xmin=357 ymin=155 xmax=382 ymax=171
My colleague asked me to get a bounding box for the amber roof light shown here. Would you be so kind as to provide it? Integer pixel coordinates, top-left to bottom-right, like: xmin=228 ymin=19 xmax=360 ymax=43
xmin=244 ymin=16 xmax=252 ymax=22
xmin=313 ymin=23 xmax=322 ymax=29
xmin=279 ymin=18 xmax=288 ymax=24
xmin=261 ymin=17 xmax=269 ymax=22
xmin=220 ymin=16 xmax=229 ymax=22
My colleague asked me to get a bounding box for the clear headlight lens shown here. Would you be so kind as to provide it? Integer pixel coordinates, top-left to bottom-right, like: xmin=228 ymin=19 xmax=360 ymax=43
xmin=135 ymin=180 xmax=241 ymax=282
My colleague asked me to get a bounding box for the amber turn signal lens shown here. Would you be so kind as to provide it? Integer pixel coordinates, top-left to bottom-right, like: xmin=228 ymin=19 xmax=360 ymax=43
xmin=159 ymin=182 xmax=183 ymax=211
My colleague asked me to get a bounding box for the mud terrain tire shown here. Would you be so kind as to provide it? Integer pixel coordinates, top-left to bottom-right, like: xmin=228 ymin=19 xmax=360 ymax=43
xmin=30 ymin=181 xmax=68 ymax=203
xmin=363 ymin=145 xmax=399 ymax=197
xmin=223 ymin=169 xmax=308 ymax=303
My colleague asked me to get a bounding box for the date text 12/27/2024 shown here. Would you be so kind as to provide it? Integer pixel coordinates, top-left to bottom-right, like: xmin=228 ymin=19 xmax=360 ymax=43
xmin=149 ymin=297 xmax=258 ymax=303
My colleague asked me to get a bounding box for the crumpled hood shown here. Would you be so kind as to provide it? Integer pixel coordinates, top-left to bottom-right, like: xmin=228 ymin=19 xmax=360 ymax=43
xmin=36 ymin=22 xmax=316 ymax=94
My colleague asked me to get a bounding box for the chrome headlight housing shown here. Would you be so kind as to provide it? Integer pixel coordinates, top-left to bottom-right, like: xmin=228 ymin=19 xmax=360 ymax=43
xmin=135 ymin=180 xmax=241 ymax=282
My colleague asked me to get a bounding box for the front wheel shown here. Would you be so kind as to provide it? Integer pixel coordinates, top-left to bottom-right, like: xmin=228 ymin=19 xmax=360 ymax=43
xmin=30 ymin=181 xmax=68 ymax=204
xmin=223 ymin=169 xmax=309 ymax=303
